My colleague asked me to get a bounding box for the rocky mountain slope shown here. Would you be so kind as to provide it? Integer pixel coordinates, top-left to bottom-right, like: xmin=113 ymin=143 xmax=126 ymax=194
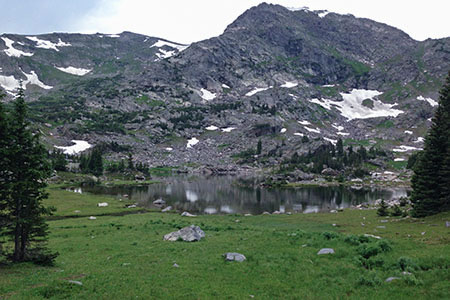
xmin=1 ymin=3 xmax=449 ymax=169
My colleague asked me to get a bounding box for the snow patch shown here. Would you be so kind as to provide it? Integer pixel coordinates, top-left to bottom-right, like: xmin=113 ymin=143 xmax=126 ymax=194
xmin=317 ymin=11 xmax=330 ymax=18
xmin=245 ymin=86 xmax=272 ymax=97
xmin=332 ymin=124 xmax=344 ymax=131
xmin=206 ymin=125 xmax=219 ymax=131
xmin=165 ymin=147 xmax=173 ymax=151
xmin=26 ymin=36 xmax=70 ymax=51
xmin=186 ymin=138 xmax=199 ymax=148
xmin=304 ymin=126 xmax=321 ymax=134
xmin=1 ymin=37 xmax=33 ymax=57
xmin=417 ymin=96 xmax=438 ymax=107
xmin=155 ymin=49 xmax=176 ymax=60
xmin=23 ymin=71 xmax=52 ymax=89
xmin=280 ymin=128 xmax=287 ymax=133
xmin=322 ymin=84 xmax=335 ymax=87
xmin=294 ymin=132 xmax=304 ymax=137
xmin=324 ymin=137 xmax=337 ymax=145
xmin=394 ymin=158 xmax=406 ymax=162
xmin=222 ymin=83 xmax=230 ymax=89
xmin=310 ymin=89 xmax=404 ymax=120
xmin=413 ymin=137 xmax=424 ymax=143
xmin=200 ymin=88 xmax=216 ymax=101
xmin=56 ymin=66 xmax=91 ymax=76
xmin=106 ymin=34 xmax=120 ymax=38
xmin=55 ymin=140 xmax=91 ymax=155
xmin=337 ymin=132 xmax=350 ymax=136
xmin=281 ymin=81 xmax=298 ymax=88
xmin=298 ymin=120 xmax=311 ymax=126
xmin=392 ymin=145 xmax=422 ymax=152
xmin=222 ymin=127 xmax=236 ymax=133
xmin=404 ymin=130 xmax=413 ymax=135
xmin=0 ymin=71 xmax=52 ymax=92
xmin=150 ymin=40 xmax=189 ymax=52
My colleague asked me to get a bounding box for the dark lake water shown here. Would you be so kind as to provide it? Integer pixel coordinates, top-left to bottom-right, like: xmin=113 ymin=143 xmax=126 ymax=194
xmin=75 ymin=176 xmax=408 ymax=215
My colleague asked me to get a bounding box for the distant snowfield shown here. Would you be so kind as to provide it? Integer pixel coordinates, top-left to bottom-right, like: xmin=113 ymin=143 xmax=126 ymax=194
xmin=318 ymin=11 xmax=330 ymax=18
xmin=245 ymin=87 xmax=272 ymax=97
xmin=298 ymin=120 xmax=311 ymax=126
xmin=417 ymin=96 xmax=438 ymax=107
xmin=392 ymin=145 xmax=422 ymax=152
xmin=310 ymin=89 xmax=404 ymax=120
xmin=281 ymin=81 xmax=297 ymax=88
xmin=206 ymin=125 xmax=219 ymax=131
xmin=200 ymin=88 xmax=216 ymax=101
xmin=1 ymin=37 xmax=33 ymax=57
xmin=294 ymin=132 xmax=304 ymax=137
xmin=0 ymin=70 xmax=52 ymax=93
xmin=56 ymin=66 xmax=91 ymax=76
xmin=394 ymin=158 xmax=406 ymax=162
xmin=222 ymin=83 xmax=230 ymax=89
xmin=186 ymin=137 xmax=199 ymax=148
xmin=150 ymin=40 xmax=189 ymax=51
xmin=221 ymin=127 xmax=236 ymax=132
xmin=337 ymin=132 xmax=350 ymax=136
xmin=304 ymin=126 xmax=321 ymax=134
xmin=26 ymin=36 xmax=70 ymax=51
xmin=106 ymin=34 xmax=120 ymax=38
xmin=280 ymin=128 xmax=287 ymax=133
xmin=55 ymin=140 xmax=91 ymax=155
xmin=404 ymin=130 xmax=413 ymax=135
xmin=324 ymin=137 xmax=337 ymax=145
xmin=150 ymin=40 xmax=189 ymax=60
xmin=414 ymin=137 xmax=425 ymax=143
xmin=332 ymin=124 xmax=344 ymax=131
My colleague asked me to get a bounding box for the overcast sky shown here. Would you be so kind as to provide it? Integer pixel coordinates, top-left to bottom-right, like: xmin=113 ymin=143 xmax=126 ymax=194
xmin=1 ymin=0 xmax=449 ymax=44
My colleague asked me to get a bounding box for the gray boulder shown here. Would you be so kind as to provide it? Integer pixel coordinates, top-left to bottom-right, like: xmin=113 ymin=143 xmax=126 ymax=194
xmin=153 ymin=199 xmax=166 ymax=205
xmin=446 ymin=221 xmax=450 ymax=228
xmin=162 ymin=206 xmax=172 ymax=212
xmin=181 ymin=211 xmax=196 ymax=217
xmin=224 ymin=252 xmax=246 ymax=262
xmin=317 ymin=248 xmax=335 ymax=255
xmin=385 ymin=277 xmax=400 ymax=282
xmin=163 ymin=225 xmax=205 ymax=242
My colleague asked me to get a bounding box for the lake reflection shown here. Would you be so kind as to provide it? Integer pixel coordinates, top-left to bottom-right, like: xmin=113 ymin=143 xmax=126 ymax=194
xmin=80 ymin=176 xmax=408 ymax=215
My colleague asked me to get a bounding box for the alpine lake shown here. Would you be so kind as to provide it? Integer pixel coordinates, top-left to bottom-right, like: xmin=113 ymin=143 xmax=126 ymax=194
xmin=69 ymin=176 xmax=409 ymax=215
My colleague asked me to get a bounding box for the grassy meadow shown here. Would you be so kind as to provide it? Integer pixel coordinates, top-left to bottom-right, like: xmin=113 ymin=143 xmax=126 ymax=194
xmin=0 ymin=186 xmax=449 ymax=299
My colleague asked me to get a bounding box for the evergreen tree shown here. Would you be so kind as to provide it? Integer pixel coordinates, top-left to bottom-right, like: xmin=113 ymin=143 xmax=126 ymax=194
xmin=0 ymin=94 xmax=10 ymax=254
xmin=377 ymin=199 xmax=389 ymax=217
xmin=88 ymin=147 xmax=103 ymax=176
xmin=128 ymin=152 xmax=134 ymax=170
xmin=0 ymin=89 xmax=56 ymax=263
xmin=336 ymin=138 xmax=344 ymax=157
xmin=411 ymin=71 xmax=450 ymax=217
xmin=256 ymin=139 xmax=262 ymax=155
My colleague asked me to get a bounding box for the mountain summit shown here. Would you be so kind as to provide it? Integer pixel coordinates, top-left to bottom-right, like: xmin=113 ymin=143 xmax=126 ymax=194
xmin=0 ymin=3 xmax=449 ymax=168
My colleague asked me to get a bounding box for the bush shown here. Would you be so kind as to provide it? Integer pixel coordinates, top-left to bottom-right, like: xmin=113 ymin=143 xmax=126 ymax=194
xmin=358 ymin=244 xmax=381 ymax=259
xmin=397 ymin=256 xmax=417 ymax=272
xmin=376 ymin=240 xmax=393 ymax=252
xmin=391 ymin=205 xmax=403 ymax=216
xmin=377 ymin=199 xmax=389 ymax=216
xmin=356 ymin=272 xmax=382 ymax=286
xmin=322 ymin=231 xmax=339 ymax=240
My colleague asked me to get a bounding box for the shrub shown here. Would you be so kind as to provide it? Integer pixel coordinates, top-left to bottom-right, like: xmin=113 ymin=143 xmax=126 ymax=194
xmin=356 ymin=272 xmax=382 ymax=286
xmin=397 ymin=256 xmax=417 ymax=272
xmin=377 ymin=199 xmax=389 ymax=216
xmin=358 ymin=244 xmax=381 ymax=259
xmin=376 ymin=240 xmax=393 ymax=252
xmin=391 ymin=205 xmax=403 ymax=216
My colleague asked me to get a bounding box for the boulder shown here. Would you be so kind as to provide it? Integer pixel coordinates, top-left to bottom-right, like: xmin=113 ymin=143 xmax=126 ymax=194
xmin=321 ymin=168 xmax=339 ymax=176
xmin=317 ymin=248 xmax=335 ymax=255
xmin=162 ymin=206 xmax=172 ymax=212
xmin=224 ymin=252 xmax=246 ymax=262
xmin=97 ymin=202 xmax=108 ymax=207
xmin=163 ymin=225 xmax=205 ymax=242
xmin=446 ymin=221 xmax=450 ymax=228
xmin=181 ymin=211 xmax=196 ymax=217
xmin=153 ymin=199 xmax=166 ymax=205
xmin=385 ymin=277 xmax=400 ymax=282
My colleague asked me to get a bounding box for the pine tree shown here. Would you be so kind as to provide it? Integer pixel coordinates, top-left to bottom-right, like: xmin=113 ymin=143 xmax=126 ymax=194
xmin=256 ymin=139 xmax=262 ymax=155
xmin=0 ymin=94 xmax=10 ymax=255
xmin=128 ymin=152 xmax=134 ymax=171
xmin=1 ymin=89 xmax=56 ymax=263
xmin=88 ymin=147 xmax=103 ymax=176
xmin=336 ymin=138 xmax=344 ymax=157
xmin=411 ymin=71 xmax=450 ymax=217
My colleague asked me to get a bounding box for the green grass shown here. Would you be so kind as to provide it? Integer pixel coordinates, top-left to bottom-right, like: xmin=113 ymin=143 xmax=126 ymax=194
xmin=1 ymin=189 xmax=449 ymax=299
